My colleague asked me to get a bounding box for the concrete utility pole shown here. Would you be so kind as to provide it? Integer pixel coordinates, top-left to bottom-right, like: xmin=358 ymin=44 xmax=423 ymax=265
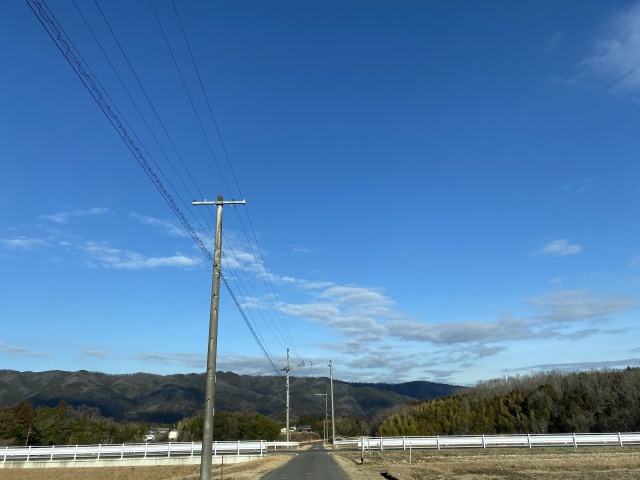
xmin=329 ymin=359 xmax=336 ymax=446
xmin=315 ymin=393 xmax=328 ymax=444
xmin=193 ymin=196 xmax=245 ymax=480
xmin=285 ymin=348 xmax=291 ymax=442
xmin=282 ymin=348 xmax=304 ymax=442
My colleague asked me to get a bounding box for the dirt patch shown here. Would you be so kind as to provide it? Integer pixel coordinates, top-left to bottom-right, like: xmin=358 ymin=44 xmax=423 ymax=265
xmin=0 ymin=454 xmax=293 ymax=480
xmin=332 ymin=447 xmax=640 ymax=480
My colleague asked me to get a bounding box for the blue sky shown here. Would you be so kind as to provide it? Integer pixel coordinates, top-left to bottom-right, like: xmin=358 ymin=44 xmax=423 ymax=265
xmin=1 ymin=1 xmax=638 ymax=387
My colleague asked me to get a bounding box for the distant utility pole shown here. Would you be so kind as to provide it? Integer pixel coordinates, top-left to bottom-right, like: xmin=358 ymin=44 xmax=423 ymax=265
xmin=282 ymin=348 xmax=304 ymax=442
xmin=284 ymin=348 xmax=291 ymax=442
xmin=315 ymin=393 xmax=328 ymax=444
xmin=329 ymin=360 xmax=336 ymax=446
xmin=193 ymin=196 xmax=245 ymax=480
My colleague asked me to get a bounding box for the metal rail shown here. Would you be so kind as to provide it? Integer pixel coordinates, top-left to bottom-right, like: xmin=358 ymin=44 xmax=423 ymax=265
xmin=335 ymin=432 xmax=640 ymax=451
xmin=1 ymin=440 xmax=299 ymax=463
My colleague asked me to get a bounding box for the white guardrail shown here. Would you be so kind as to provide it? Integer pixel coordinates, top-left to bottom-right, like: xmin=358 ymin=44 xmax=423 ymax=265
xmin=1 ymin=440 xmax=300 ymax=463
xmin=335 ymin=432 xmax=640 ymax=451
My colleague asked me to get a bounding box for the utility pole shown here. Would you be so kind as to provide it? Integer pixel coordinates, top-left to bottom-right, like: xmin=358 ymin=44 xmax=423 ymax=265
xmin=284 ymin=348 xmax=291 ymax=442
xmin=193 ymin=196 xmax=245 ymax=480
xmin=315 ymin=393 xmax=328 ymax=444
xmin=329 ymin=360 xmax=336 ymax=446
xmin=282 ymin=348 xmax=304 ymax=442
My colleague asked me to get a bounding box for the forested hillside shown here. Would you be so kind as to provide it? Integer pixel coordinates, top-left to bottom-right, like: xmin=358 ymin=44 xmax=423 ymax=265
xmin=378 ymin=368 xmax=640 ymax=436
xmin=3 ymin=368 xmax=637 ymax=445
xmin=0 ymin=370 xmax=460 ymax=423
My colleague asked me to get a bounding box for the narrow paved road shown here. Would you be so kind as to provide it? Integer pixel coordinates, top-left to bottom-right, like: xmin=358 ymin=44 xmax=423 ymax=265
xmin=261 ymin=444 xmax=350 ymax=480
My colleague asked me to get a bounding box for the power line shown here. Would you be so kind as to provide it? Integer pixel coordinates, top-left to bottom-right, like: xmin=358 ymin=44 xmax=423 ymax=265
xmin=90 ymin=0 xmax=221 ymax=245
xmin=72 ymin=0 xmax=215 ymax=246
xmin=149 ymin=0 xmax=232 ymax=197
xmin=82 ymin=0 xmax=294 ymax=366
xmin=26 ymin=0 xmax=283 ymax=379
xmin=171 ymin=1 xmax=301 ymax=361
xmin=149 ymin=3 xmax=294 ymax=355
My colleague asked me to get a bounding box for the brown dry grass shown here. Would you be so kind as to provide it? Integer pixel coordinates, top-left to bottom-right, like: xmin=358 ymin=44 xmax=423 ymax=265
xmin=0 ymin=454 xmax=293 ymax=480
xmin=332 ymin=446 xmax=640 ymax=479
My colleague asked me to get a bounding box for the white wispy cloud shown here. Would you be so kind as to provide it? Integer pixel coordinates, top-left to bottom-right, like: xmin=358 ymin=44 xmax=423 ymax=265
xmin=289 ymin=244 xmax=317 ymax=255
xmin=222 ymin=241 xmax=269 ymax=280
xmin=542 ymin=31 xmax=562 ymax=58
xmin=559 ymin=178 xmax=591 ymax=194
xmin=281 ymin=302 xmax=388 ymax=341
xmin=387 ymin=316 xmax=533 ymax=345
xmin=137 ymin=352 xmax=205 ymax=368
xmin=130 ymin=212 xmax=188 ymax=237
xmin=342 ymin=350 xmax=423 ymax=383
xmin=80 ymin=241 xmax=202 ymax=270
xmin=40 ymin=207 xmax=111 ymax=224
xmin=0 ymin=236 xmax=48 ymax=249
xmin=523 ymin=289 xmax=636 ymax=322
xmin=0 ymin=341 xmax=48 ymax=357
xmin=535 ymin=239 xmax=582 ymax=256
xmin=580 ymin=1 xmax=640 ymax=96
xmin=509 ymin=357 xmax=640 ymax=374
xmin=382 ymin=289 xmax=636 ymax=355
xmin=216 ymin=354 xmax=284 ymax=376
xmin=318 ymin=285 xmax=395 ymax=306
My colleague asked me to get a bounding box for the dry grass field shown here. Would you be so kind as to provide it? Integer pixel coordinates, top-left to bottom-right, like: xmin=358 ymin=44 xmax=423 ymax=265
xmin=0 ymin=454 xmax=293 ymax=480
xmin=332 ymin=446 xmax=640 ymax=479
xmin=1 ymin=447 xmax=639 ymax=479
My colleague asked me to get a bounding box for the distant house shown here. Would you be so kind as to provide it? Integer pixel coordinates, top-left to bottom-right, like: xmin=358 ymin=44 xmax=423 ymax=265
xmin=146 ymin=427 xmax=177 ymax=442
xmin=297 ymin=425 xmax=311 ymax=432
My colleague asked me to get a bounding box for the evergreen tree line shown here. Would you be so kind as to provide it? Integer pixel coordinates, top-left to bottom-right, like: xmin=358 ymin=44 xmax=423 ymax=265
xmin=0 ymin=401 xmax=148 ymax=446
xmin=377 ymin=368 xmax=640 ymax=436
xmin=0 ymin=402 xmax=282 ymax=446
xmin=176 ymin=411 xmax=281 ymax=442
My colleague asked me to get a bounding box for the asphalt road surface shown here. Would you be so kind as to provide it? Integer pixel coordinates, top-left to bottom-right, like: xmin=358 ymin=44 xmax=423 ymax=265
xmin=261 ymin=445 xmax=350 ymax=480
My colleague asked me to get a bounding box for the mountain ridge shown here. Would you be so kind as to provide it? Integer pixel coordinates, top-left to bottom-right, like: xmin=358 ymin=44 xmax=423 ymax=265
xmin=0 ymin=369 xmax=462 ymax=424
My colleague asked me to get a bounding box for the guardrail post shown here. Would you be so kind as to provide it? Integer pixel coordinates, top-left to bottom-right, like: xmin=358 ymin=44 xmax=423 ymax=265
xmin=168 ymin=442 xmax=171 ymax=458
xmin=380 ymin=437 xmax=383 ymax=452
xmin=50 ymin=445 xmax=55 ymax=461
xmin=527 ymin=434 xmax=531 ymax=448
xmin=237 ymin=440 xmax=241 ymax=455
xmin=618 ymin=432 xmax=623 ymax=447
xmin=121 ymin=443 xmax=125 ymax=459
xmin=482 ymin=434 xmax=486 ymax=449
xmin=4 ymin=446 xmax=8 ymax=462
xmin=191 ymin=441 xmax=195 ymax=456
xmin=572 ymin=433 xmax=577 ymax=449
xmin=27 ymin=445 xmax=31 ymax=461
xmin=144 ymin=442 xmax=148 ymax=458
xmin=97 ymin=444 xmax=101 ymax=460
xmin=436 ymin=435 xmax=440 ymax=450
